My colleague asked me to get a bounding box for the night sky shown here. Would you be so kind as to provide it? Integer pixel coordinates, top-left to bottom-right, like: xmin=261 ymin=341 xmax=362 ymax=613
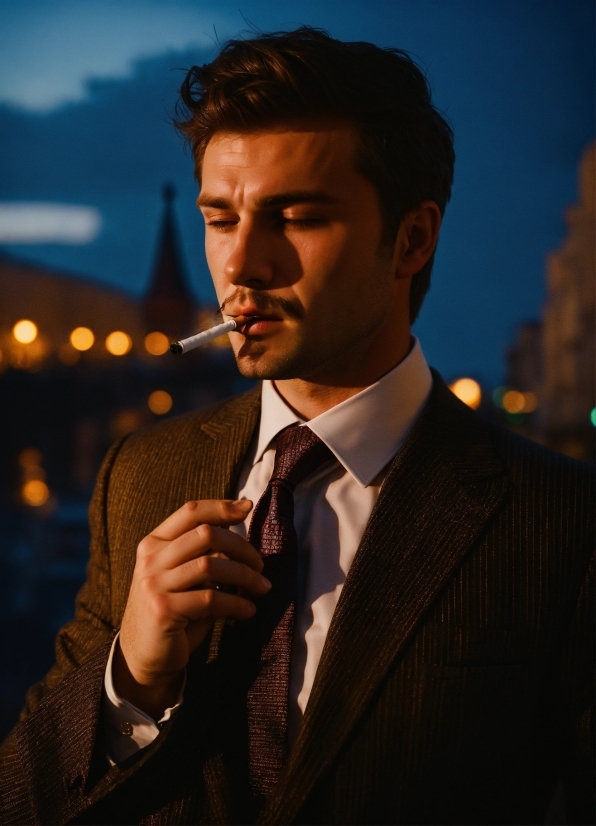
xmin=0 ymin=0 xmax=594 ymax=387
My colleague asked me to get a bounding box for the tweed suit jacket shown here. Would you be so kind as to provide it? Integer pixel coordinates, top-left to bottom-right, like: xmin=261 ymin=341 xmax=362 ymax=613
xmin=0 ymin=374 xmax=593 ymax=825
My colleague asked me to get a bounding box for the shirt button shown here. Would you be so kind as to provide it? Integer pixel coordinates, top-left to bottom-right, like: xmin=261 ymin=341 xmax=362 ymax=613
xmin=119 ymin=721 xmax=133 ymax=736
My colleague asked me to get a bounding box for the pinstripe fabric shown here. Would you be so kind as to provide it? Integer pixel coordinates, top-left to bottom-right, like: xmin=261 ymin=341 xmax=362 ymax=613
xmin=0 ymin=376 xmax=593 ymax=825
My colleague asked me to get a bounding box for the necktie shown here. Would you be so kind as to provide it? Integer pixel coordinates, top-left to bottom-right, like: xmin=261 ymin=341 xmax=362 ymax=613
xmin=245 ymin=424 xmax=333 ymax=801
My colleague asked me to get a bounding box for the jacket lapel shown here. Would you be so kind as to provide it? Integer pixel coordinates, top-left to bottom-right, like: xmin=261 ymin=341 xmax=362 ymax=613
xmin=193 ymin=385 xmax=262 ymax=500
xmin=260 ymin=376 xmax=508 ymax=825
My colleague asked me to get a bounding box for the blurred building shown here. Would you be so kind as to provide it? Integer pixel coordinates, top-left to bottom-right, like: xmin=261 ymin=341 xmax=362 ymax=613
xmin=0 ymin=186 xmax=205 ymax=370
xmin=142 ymin=184 xmax=198 ymax=340
xmin=0 ymin=187 xmax=251 ymax=738
xmin=541 ymin=143 xmax=595 ymax=459
xmin=504 ymin=142 xmax=595 ymax=461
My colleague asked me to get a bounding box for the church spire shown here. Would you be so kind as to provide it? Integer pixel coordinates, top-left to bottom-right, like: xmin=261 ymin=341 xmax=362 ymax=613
xmin=143 ymin=184 xmax=197 ymax=339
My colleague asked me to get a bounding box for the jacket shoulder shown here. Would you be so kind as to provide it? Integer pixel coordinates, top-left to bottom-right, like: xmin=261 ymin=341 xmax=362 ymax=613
xmin=113 ymin=384 xmax=261 ymax=466
xmin=430 ymin=371 xmax=594 ymax=488
xmin=487 ymin=415 xmax=595 ymax=487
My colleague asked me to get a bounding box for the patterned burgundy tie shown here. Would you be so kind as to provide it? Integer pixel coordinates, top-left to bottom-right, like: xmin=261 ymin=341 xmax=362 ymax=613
xmin=245 ymin=424 xmax=333 ymax=802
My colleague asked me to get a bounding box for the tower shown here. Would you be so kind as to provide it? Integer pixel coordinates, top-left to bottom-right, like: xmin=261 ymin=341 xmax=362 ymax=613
xmin=142 ymin=184 xmax=197 ymax=340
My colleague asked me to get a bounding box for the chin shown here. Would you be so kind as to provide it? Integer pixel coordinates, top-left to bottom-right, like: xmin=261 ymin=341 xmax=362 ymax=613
xmin=234 ymin=347 xmax=311 ymax=381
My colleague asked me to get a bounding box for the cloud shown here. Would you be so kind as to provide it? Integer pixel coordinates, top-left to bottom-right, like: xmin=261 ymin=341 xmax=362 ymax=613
xmin=0 ymin=203 xmax=102 ymax=244
xmin=0 ymin=0 xmax=232 ymax=112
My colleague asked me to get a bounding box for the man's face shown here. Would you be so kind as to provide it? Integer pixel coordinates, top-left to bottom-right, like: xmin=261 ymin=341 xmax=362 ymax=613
xmin=198 ymin=125 xmax=401 ymax=383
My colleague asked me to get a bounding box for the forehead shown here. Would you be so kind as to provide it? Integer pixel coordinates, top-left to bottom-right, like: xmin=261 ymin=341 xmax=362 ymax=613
xmin=200 ymin=126 xmax=362 ymax=196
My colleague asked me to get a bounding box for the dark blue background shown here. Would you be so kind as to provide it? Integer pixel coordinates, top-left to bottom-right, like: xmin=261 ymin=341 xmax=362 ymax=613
xmin=0 ymin=0 xmax=594 ymax=387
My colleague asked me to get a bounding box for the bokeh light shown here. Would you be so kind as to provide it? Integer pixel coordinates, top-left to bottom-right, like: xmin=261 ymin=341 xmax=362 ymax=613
xmin=70 ymin=326 xmax=94 ymax=351
xmin=591 ymin=407 xmax=596 ymax=427
xmin=21 ymin=479 xmax=50 ymax=507
xmin=502 ymin=390 xmax=525 ymax=414
xmin=111 ymin=409 xmax=144 ymax=438
xmin=105 ymin=330 xmax=132 ymax=356
xmin=492 ymin=386 xmax=509 ymax=407
xmin=13 ymin=319 xmax=38 ymax=344
xmin=18 ymin=447 xmax=42 ymax=467
xmin=144 ymin=331 xmax=169 ymax=356
xmin=494 ymin=386 xmax=539 ymax=414
xmin=449 ymin=378 xmax=482 ymax=409
xmin=148 ymin=390 xmax=173 ymax=415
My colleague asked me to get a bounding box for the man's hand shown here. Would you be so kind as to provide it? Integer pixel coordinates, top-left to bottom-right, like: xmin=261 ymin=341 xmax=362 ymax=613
xmin=113 ymin=498 xmax=269 ymax=719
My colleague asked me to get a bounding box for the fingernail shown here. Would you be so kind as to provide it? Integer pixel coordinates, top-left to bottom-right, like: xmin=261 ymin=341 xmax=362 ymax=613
xmin=260 ymin=576 xmax=272 ymax=590
xmin=233 ymin=499 xmax=252 ymax=509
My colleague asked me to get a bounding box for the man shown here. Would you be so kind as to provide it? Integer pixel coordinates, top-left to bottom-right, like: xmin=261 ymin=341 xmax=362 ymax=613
xmin=0 ymin=27 xmax=593 ymax=826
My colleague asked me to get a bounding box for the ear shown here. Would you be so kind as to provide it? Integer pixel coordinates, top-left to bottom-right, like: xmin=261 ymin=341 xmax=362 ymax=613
xmin=392 ymin=201 xmax=442 ymax=280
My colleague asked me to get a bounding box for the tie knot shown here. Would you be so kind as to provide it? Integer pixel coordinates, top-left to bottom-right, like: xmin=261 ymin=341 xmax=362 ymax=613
xmin=271 ymin=425 xmax=333 ymax=491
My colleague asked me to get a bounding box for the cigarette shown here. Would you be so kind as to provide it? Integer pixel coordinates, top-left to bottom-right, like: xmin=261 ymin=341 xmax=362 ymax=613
xmin=169 ymin=315 xmax=248 ymax=354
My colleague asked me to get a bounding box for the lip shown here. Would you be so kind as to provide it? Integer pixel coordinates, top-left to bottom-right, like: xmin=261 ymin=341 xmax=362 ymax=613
xmin=227 ymin=307 xmax=283 ymax=335
xmin=240 ymin=317 xmax=282 ymax=336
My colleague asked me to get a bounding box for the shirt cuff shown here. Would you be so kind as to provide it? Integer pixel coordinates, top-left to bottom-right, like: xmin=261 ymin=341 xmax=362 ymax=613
xmin=102 ymin=632 xmax=185 ymax=764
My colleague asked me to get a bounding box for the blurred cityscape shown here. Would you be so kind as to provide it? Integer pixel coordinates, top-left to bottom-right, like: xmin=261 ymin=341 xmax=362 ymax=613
xmin=0 ymin=144 xmax=594 ymax=741
xmin=468 ymin=142 xmax=595 ymax=463
xmin=0 ymin=185 xmax=253 ymax=738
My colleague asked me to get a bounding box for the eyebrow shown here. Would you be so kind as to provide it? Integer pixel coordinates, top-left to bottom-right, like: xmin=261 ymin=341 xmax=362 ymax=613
xmin=197 ymin=190 xmax=337 ymax=209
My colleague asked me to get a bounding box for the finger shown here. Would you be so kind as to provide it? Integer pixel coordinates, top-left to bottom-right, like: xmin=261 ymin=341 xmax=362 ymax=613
xmin=160 ymin=523 xmax=263 ymax=573
xmin=139 ymin=499 xmax=253 ymax=552
xmin=167 ymin=588 xmax=258 ymax=623
xmin=162 ymin=556 xmax=271 ymax=596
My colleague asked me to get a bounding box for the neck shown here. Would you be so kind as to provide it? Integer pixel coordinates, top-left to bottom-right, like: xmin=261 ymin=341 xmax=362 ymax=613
xmin=274 ymin=329 xmax=413 ymax=420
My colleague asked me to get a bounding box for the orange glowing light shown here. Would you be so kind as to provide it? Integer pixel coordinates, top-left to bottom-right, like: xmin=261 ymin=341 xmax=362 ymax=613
xmin=522 ymin=392 xmax=538 ymax=413
xmin=148 ymin=390 xmax=173 ymax=415
xmin=21 ymin=479 xmax=50 ymax=507
xmin=13 ymin=319 xmax=38 ymax=344
xmin=144 ymin=331 xmax=169 ymax=356
xmin=18 ymin=448 xmax=42 ymax=467
xmin=502 ymin=390 xmax=525 ymax=414
xmin=70 ymin=327 xmax=95 ymax=351
xmin=449 ymin=378 xmax=482 ymax=410
xmin=106 ymin=331 xmax=132 ymax=356
xmin=111 ymin=409 xmax=144 ymax=438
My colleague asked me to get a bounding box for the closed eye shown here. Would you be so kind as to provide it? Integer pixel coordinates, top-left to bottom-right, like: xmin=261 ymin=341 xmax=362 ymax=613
xmin=279 ymin=217 xmax=328 ymax=229
xmin=205 ymin=219 xmax=237 ymax=231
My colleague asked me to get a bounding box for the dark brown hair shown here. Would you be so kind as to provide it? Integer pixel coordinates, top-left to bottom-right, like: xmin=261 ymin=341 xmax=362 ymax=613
xmin=176 ymin=27 xmax=455 ymax=322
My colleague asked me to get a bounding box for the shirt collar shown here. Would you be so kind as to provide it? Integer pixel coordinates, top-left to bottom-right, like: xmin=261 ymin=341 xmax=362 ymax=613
xmin=254 ymin=337 xmax=432 ymax=487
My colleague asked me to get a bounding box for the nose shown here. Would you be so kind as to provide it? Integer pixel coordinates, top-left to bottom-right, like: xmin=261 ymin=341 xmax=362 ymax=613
xmin=224 ymin=222 xmax=274 ymax=289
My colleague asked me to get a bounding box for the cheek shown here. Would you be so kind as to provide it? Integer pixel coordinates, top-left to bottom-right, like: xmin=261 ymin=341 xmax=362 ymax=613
xmin=204 ymin=238 xmax=228 ymax=295
xmin=304 ymin=230 xmax=382 ymax=302
xmin=293 ymin=227 xmax=355 ymax=290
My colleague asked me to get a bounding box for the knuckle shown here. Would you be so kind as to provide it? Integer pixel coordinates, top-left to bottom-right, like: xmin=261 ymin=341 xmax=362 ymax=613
xmin=194 ymin=555 xmax=212 ymax=577
xmin=196 ymin=523 xmax=213 ymax=544
xmin=136 ymin=553 xmax=153 ymax=576
xmin=183 ymin=500 xmax=198 ymax=512
xmin=149 ymin=592 xmax=169 ymax=622
xmin=201 ymin=588 xmax=216 ymax=610
xmin=139 ymin=573 xmax=158 ymax=595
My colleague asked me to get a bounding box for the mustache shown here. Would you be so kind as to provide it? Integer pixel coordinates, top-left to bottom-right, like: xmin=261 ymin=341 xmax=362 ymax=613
xmin=219 ymin=289 xmax=303 ymax=321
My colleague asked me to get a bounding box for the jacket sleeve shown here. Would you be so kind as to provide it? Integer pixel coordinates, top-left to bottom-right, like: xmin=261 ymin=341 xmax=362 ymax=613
xmin=561 ymin=551 xmax=595 ymax=826
xmin=0 ymin=437 xmax=127 ymax=825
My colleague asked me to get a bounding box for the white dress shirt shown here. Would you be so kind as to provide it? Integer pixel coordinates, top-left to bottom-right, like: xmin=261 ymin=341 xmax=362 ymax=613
xmin=103 ymin=338 xmax=432 ymax=761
